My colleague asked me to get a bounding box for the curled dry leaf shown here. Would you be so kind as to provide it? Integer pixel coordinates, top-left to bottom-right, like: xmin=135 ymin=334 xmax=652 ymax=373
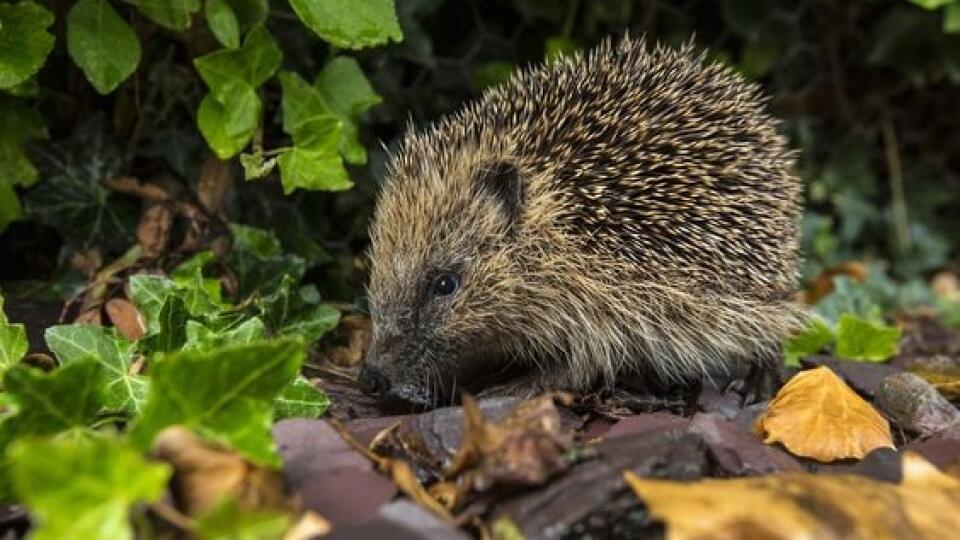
xmin=753 ymin=366 xmax=894 ymax=462
xmin=323 ymin=315 xmax=372 ymax=367
xmin=105 ymin=298 xmax=146 ymax=340
xmin=151 ymin=426 xmax=289 ymax=517
xmin=445 ymin=394 xmax=574 ymax=492
xmin=624 ymin=452 xmax=960 ymax=540
xmin=283 ymin=511 xmax=332 ymax=540
xmin=197 ymin=155 xmax=233 ymax=217
xmin=329 ymin=419 xmax=452 ymax=522
xmin=137 ymin=203 xmax=174 ymax=258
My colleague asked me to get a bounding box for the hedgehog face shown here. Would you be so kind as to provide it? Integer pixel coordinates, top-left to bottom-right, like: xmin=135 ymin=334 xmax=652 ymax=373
xmin=362 ymin=158 xmax=526 ymax=407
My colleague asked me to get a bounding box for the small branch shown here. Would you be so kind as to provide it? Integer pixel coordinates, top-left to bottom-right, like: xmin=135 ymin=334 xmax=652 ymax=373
xmin=881 ymin=113 xmax=911 ymax=256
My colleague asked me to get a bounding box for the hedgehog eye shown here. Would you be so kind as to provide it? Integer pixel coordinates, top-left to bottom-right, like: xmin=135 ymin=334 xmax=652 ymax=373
xmin=433 ymin=273 xmax=459 ymax=296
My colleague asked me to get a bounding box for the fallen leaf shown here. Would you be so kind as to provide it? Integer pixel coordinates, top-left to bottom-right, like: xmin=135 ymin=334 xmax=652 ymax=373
xmin=931 ymin=271 xmax=960 ymax=303
xmin=104 ymin=298 xmax=146 ymax=340
xmin=197 ymin=154 xmax=233 ymax=216
xmin=322 ymin=314 xmax=371 ymax=366
xmin=754 ymin=366 xmax=894 ymax=462
xmin=137 ymin=203 xmax=173 ymax=258
xmin=446 ymin=394 xmax=574 ymax=493
xmin=283 ymin=511 xmax=332 ymax=540
xmin=68 ymin=248 xmax=102 ymax=277
xmin=151 ymin=426 xmax=289 ymax=517
xmin=804 ymin=261 xmax=869 ymax=305
xmin=624 ymin=452 xmax=960 ymax=540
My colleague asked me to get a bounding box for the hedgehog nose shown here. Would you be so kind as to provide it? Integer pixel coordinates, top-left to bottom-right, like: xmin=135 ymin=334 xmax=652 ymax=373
xmin=358 ymin=363 xmax=391 ymax=395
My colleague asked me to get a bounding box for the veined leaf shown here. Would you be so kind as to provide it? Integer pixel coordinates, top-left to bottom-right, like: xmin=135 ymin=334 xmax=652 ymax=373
xmin=45 ymin=325 xmax=147 ymax=414
xmin=128 ymin=274 xmax=178 ymax=335
xmin=0 ymin=2 xmax=55 ymax=89
xmin=67 ymin=0 xmax=142 ymax=94
xmin=278 ymin=147 xmax=352 ymax=194
xmin=0 ymin=295 xmax=28 ymax=380
xmin=10 ymin=436 xmax=171 ymax=540
xmin=288 ymin=0 xmax=402 ymax=49
xmin=315 ymin=56 xmax=382 ymax=164
xmin=835 ymin=314 xmax=901 ymax=362
xmin=124 ymin=0 xmax=200 ymax=30
xmin=183 ymin=317 xmax=266 ymax=352
xmin=205 ymin=0 xmax=240 ymax=48
xmin=129 ymin=338 xmax=305 ymax=466
xmin=274 ymin=376 xmax=329 ymax=420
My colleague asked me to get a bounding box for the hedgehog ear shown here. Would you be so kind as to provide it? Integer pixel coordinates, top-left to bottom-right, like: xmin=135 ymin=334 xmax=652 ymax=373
xmin=477 ymin=161 xmax=523 ymax=227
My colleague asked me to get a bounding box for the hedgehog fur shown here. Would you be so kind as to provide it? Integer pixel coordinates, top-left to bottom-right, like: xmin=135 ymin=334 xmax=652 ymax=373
xmin=362 ymin=35 xmax=805 ymax=406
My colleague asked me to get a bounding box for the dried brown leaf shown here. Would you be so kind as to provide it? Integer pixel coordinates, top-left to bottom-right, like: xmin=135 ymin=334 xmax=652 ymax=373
xmin=197 ymin=155 xmax=233 ymax=216
xmin=152 ymin=426 xmax=289 ymax=517
xmin=323 ymin=315 xmax=372 ymax=367
xmin=69 ymin=249 xmax=102 ymax=278
xmin=137 ymin=203 xmax=173 ymax=258
xmin=624 ymin=452 xmax=960 ymax=540
xmin=754 ymin=366 xmax=893 ymax=462
xmin=105 ymin=298 xmax=146 ymax=340
xmin=446 ymin=394 xmax=573 ymax=492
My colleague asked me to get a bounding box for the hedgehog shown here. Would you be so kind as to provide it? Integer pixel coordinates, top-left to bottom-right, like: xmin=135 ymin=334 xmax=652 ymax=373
xmin=360 ymin=35 xmax=805 ymax=407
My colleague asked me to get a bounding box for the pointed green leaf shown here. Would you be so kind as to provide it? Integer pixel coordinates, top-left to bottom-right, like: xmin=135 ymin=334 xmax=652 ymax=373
xmin=0 ymin=296 xmax=28 ymax=379
xmin=224 ymin=0 xmax=267 ymax=31
xmin=274 ymin=376 xmax=328 ymax=420
xmin=0 ymin=2 xmax=55 ymax=89
xmin=0 ymin=98 xmax=46 ymax=189
xmin=278 ymin=147 xmax=352 ymax=194
xmin=183 ymin=317 xmax=266 ymax=352
xmin=67 ymin=0 xmax=142 ymax=94
xmin=44 ymin=325 xmax=147 ymax=414
xmin=10 ymin=436 xmax=171 ymax=540
xmin=197 ymin=86 xmax=261 ymax=159
xmin=239 ymin=150 xmax=277 ymax=180
xmin=315 ymin=57 xmax=381 ymax=164
xmin=196 ymin=497 xmax=291 ymax=540
xmin=194 ymin=25 xmax=281 ymax=92
xmin=128 ymin=274 xmax=178 ymax=335
xmin=288 ymin=0 xmax=402 ymax=49
xmin=835 ymin=314 xmax=902 ymax=362
xmin=142 ymin=293 xmax=189 ymax=353
xmin=227 ymin=224 xmax=306 ymax=298
xmin=129 ymin=339 xmax=305 ymax=466
xmin=784 ymin=317 xmax=834 ymax=367
xmin=205 ymin=0 xmax=240 ymax=48
xmin=123 ymin=0 xmax=200 ymax=30
xmin=1 ymin=361 xmax=104 ymax=438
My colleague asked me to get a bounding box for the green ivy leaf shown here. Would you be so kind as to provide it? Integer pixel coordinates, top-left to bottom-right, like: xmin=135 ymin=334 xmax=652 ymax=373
xmin=223 ymin=0 xmax=267 ymax=32
xmin=10 ymin=436 xmax=171 ymax=540
xmin=22 ymin=116 xmax=138 ymax=251
xmin=274 ymin=376 xmax=329 ymax=420
xmin=183 ymin=317 xmax=266 ymax=352
xmin=205 ymin=0 xmax=240 ymax=48
xmin=0 ymin=182 xmax=22 ymax=236
xmin=129 ymin=338 xmax=305 ymax=466
xmin=44 ymin=325 xmax=148 ymax=414
xmin=196 ymin=497 xmax=291 ymax=540
xmin=142 ymin=293 xmax=189 ymax=353
xmin=128 ymin=274 xmax=177 ymax=335
xmin=197 ymin=87 xmax=261 ymax=159
xmin=834 ymin=313 xmax=902 ymax=362
xmin=257 ymin=277 xmax=340 ymax=346
xmin=239 ymin=150 xmax=277 ymax=180
xmin=315 ymin=57 xmax=382 ymax=164
xmin=0 ymin=98 xmax=46 ymax=189
xmin=124 ymin=0 xmax=201 ymax=31
xmin=194 ymin=25 xmax=281 ymax=92
xmin=909 ymin=0 xmax=954 ymax=9
xmin=0 ymin=1 xmax=55 ymax=89
xmin=0 ymin=296 xmax=28 ymax=380
xmin=1 ymin=360 xmax=104 ymax=438
xmin=278 ymin=147 xmax=352 ymax=194
xmin=227 ymin=224 xmax=307 ymax=298
xmin=67 ymin=0 xmax=142 ymax=94
xmin=784 ymin=318 xmax=834 ymax=367
xmin=194 ymin=25 xmax=281 ymax=158
xmin=289 ymin=0 xmax=402 ymax=49
xmin=946 ymin=2 xmax=960 ymax=33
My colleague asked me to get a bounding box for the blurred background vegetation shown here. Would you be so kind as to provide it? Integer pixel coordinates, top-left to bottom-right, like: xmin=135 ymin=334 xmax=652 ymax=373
xmin=2 ymin=0 xmax=959 ymax=312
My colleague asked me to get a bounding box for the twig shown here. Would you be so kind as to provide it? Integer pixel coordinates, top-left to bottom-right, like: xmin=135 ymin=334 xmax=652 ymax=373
xmin=881 ymin=112 xmax=912 ymax=256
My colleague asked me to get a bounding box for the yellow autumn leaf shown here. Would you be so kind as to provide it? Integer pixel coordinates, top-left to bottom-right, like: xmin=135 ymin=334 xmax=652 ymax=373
xmin=624 ymin=453 xmax=960 ymax=540
xmin=753 ymin=366 xmax=893 ymax=461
